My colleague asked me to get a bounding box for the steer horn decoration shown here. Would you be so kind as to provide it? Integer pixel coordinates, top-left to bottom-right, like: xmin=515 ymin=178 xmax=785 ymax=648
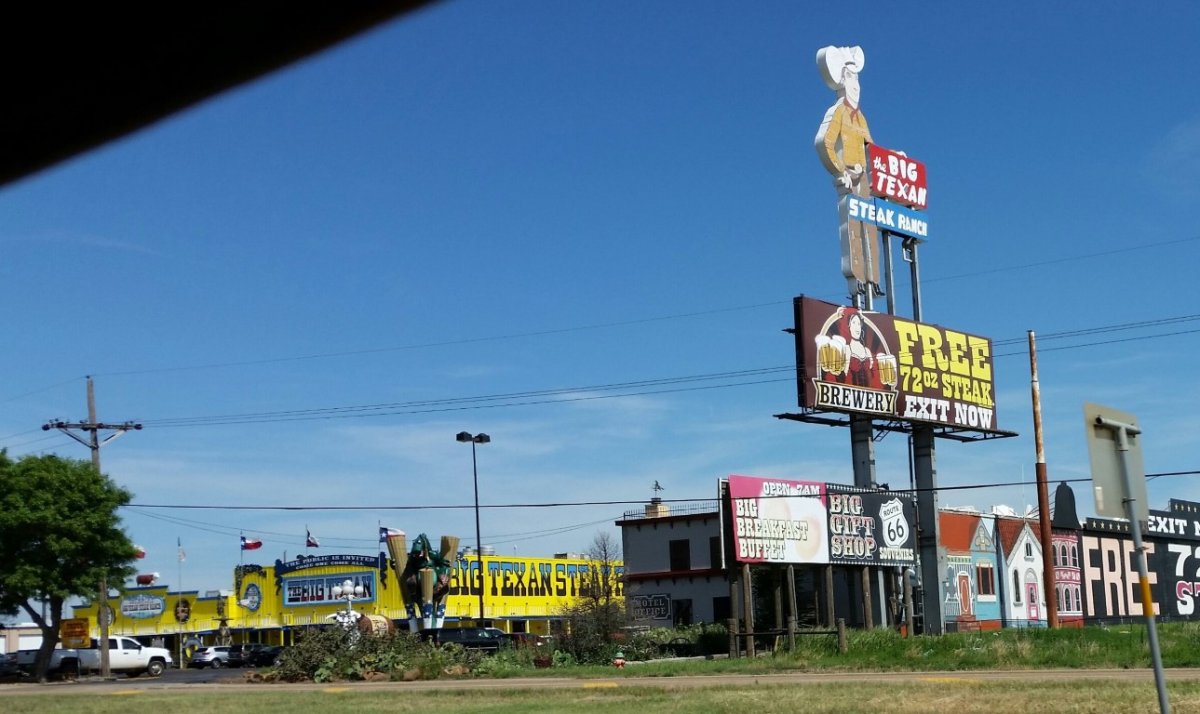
xmin=391 ymin=532 xmax=456 ymax=632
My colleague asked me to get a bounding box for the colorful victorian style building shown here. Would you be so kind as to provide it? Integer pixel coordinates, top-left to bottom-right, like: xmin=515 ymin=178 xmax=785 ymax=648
xmin=995 ymin=516 xmax=1047 ymax=628
xmin=1051 ymin=482 xmax=1085 ymax=627
xmin=938 ymin=509 xmax=978 ymax=631
xmin=968 ymin=514 xmax=1002 ymax=630
xmin=73 ymin=549 xmax=622 ymax=653
xmin=938 ymin=509 xmax=1004 ymax=632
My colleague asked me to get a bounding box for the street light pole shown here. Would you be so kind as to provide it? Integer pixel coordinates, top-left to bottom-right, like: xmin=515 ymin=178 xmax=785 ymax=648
xmin=456 ymin=431 xmax=490 ymax=625
xmin=331 ymin=579 xmax=363 ymax=624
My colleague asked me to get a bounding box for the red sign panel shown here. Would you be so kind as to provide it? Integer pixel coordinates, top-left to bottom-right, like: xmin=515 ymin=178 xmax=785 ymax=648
xmin=792 ymin=296 xmax=1000 ymax=433
xmin=869 ymin=144 xmax=927 ymax=209
xmin=727 ymin=475 xmax=829 ymax=565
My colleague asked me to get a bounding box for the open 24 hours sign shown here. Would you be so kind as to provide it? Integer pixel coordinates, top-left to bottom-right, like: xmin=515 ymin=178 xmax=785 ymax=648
xmin=793 ymin=296 xmax=1000 ymax=434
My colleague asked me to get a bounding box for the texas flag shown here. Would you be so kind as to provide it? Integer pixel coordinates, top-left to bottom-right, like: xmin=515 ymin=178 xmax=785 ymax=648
xmin=306 ymin=529 xmax=320 ymax=548
xmin=240 ymin=536 xmax=263 ymax=551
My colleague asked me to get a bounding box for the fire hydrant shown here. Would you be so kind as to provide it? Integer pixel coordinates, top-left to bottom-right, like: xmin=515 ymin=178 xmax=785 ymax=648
xmin=612 ymin=650 xmax=626 ymax=668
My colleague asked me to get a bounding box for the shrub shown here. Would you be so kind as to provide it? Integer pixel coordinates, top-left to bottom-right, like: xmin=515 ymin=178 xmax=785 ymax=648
xmin=271 ymin=627 xmax=482 ymax=682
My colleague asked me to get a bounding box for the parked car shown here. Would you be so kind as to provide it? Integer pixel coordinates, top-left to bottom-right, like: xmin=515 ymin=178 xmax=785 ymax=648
xmin=0 ymin=652 xmax=24 ymax=678
xmin=435 ymin=627 xmax=506 ymax=652
xmin=249 ymin=645 xmax=285 ymax=667
xmin=226 ymin=644 xmax=265 ymax=668
xmin=189 ymin=646 xmax=231 ymax=669
xmin=15 ymin=637 xmax=171 ymax=678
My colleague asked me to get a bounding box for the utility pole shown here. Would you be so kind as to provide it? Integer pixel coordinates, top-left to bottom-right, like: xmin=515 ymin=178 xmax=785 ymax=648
xmin=43 ymin=376 xmax=141 ymax=679
xmin=1028 ymin=331 xmax=1058 ymax=628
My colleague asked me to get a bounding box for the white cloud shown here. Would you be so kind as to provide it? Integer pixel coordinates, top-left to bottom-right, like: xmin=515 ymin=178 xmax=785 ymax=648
xmin=0 ymin=230 xmax=161 ymax=255
xmin=1146 ymin=116 xmax=1200 ymax=200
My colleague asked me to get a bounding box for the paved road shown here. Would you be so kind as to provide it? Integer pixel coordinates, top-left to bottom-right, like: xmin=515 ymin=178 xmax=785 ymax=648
xmin=2 ymin=667 xmax=1198 ymax=696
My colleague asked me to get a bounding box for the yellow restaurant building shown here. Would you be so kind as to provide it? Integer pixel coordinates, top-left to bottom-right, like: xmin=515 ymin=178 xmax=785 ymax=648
xmin=74 ymin=551 xmax=623 ymax=649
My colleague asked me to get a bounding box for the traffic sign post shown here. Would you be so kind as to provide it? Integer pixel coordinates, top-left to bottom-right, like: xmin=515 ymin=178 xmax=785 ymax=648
xmin=1083 ymin=403 xmax=1168 ymax=714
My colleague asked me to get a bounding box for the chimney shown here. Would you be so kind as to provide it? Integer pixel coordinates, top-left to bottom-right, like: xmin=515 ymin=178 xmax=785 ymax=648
xmin=645 ymin=496 xmax=670 ymax=518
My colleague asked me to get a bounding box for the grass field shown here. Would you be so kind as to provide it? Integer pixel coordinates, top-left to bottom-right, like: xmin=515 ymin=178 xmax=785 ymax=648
xmin=4 ymin=679 xmax=1200 ymax=714
xmin=6 ymin=623 xmax=1200 ymax=712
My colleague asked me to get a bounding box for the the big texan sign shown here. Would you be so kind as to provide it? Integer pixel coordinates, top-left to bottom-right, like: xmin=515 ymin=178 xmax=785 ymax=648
xmin=793 ymin=296 xmax=1000 ymax=433
xmin=814 ymin=45 xmax=929 ymax=298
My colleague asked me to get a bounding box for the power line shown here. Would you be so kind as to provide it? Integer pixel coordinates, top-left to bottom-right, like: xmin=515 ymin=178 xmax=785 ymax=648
xmin=4 ymin=304 xmax=1200 ymax=444
xmin=128 ymin=506 xmax=622 ymax=549
xmin=90 ymin=301 xmax=787 ymax=378
xmin=125 ymin=317 xmax=1200 ymax=431
xmin=31 ymin=234 xmax=1200 ymax=385
xmin=122 ymin=469 xmax=1199 ymax=511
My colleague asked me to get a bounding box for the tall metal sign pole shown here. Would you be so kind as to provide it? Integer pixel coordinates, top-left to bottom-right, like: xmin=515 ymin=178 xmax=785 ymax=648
xmin=44 ymin=376 xmax=141 ymax=679
xmin=1084 ymin=403 xmax=1168 ymax=714
xmin=810 ymin=44 xmax=943 ymax=634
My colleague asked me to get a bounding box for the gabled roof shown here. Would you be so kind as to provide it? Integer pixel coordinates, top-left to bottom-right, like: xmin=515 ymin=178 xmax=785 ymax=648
xmin=995 ymin=516 xmax=1034 ymax=558
xmin=939 ymin=511 xmax=981 ymax=553
xmin=970 ymin=519 xmax=994 ymax=551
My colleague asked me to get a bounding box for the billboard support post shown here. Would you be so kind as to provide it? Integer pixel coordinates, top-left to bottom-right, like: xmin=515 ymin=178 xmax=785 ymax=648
xmin=850 ymin=417 xmax=876 ymax=489
xmin=741 ymin=563 xmax=756 ymax=658
xmin=1091 ymin=414 xmax=1169 ymax=714
xmin=912 ymin=426 xmax=942 ymax=634
xmin=785 ymin=564 xmax=797 ymax=650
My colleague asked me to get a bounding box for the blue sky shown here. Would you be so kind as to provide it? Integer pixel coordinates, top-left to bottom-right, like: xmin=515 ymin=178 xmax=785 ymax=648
xmin=3 ymin=1 xmax=1200 ymax=600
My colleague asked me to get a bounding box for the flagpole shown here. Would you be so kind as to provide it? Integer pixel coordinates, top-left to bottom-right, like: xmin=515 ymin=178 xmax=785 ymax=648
xmin=177 ymin=536 xmax=183 ymax=670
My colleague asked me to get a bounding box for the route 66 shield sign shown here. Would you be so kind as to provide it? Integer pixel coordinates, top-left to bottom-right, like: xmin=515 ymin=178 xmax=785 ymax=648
xmin=880 ymin=498 xmax=909 ymax=547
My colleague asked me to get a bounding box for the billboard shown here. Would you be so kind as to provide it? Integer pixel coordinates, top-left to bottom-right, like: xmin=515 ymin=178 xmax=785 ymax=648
xmin=724 ymin=476 xmax=917 ymax=566
xmin=869 ymin=144 xmax=927 ymax=209
xmin=727 ymin=475 xmax=830 ymax=565
xmin=793 ymin=296 xmax=1000 ymax=433
xmin=60 ymin=618 xmax=90 ymax=648
xmin=844 ymin=194 xmax=928 ymax=240
xmin=826 ymin=485 xmax=917 ymax=566
xmin=283 ymin=571 xmax=376 ymax=607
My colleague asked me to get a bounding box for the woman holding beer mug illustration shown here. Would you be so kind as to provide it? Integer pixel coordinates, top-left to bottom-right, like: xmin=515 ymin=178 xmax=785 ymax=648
xmin=816 ymin=306 xmax=895 ymax=392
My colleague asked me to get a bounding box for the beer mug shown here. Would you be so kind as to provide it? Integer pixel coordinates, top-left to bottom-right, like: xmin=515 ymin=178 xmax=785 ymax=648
xmin=877 ymin=353 xmax=898 ymax=387
xmin=816 ymin=335 xmax=849 ymax=375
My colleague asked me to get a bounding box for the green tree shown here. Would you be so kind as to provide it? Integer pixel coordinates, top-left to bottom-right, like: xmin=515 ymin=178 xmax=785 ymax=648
xmin=558 ymin=532 xmax=625 ymax=663
xmin=0 ymin=453 xmax=138 ymax=681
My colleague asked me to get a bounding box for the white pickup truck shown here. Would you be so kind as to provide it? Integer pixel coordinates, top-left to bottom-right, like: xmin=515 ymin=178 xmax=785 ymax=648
xmin=17 ymin=636 xmax=173 ymax=678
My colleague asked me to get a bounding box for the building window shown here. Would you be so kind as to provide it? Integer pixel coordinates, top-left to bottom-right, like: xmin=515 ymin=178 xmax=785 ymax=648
xmin=712 ymin=596 xmax=731 ymax=622
xmin=1070 ymin=544 xmax=1079 ymax=567
xmin=1024 ymin=542 xmax=1033 ymax=559
xmin=1012 ymin=571 xmax=1021 ymax=603
xmin=669 ymin=539 xmax=691 ymax=571
xmin=672 ymin=598 xmax=693 ymax=627
xmin=975 ymin=564 xmax=995 ymax=596
xmin=709 ymin=536 xmax=723 ymax=569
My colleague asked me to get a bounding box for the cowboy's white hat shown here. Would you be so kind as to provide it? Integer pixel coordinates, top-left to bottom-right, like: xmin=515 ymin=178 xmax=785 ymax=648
xmin=817 ymin=46 xmax=865 ymax=90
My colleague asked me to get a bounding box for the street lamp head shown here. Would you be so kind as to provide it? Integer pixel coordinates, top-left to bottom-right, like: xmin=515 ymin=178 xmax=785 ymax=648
xmin=474 ymin=433 xmax=490 ymax=444
xmin=457 ymin=431 xmax=491 ymax=444
xmin=456 ymin=431 xmax=473 ymax=443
